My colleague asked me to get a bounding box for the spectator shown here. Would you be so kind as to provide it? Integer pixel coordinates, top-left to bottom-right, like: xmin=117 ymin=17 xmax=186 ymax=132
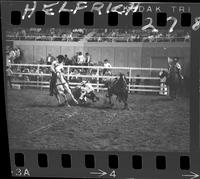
xmin=69 ymin=69 xmax=81 ymax=82
xmin=14 ymin=48 xmax=21 ymax=63
xmin=184 ymin=32 xmax=190 ymax=42
xmin=6 ymin=66 xmax=13 ymax=88
xmin=85 ymin=52 xmax=91 ymax=65
xmin=46 ymin=53 xmax=55 ymax=65
xmin=77 ymin=52 xmax=85 ymax=65
xmin=22 ymin=67 xmax=30 ymax=81
xmin=9 ymin=48 xmax=16 ymax=63
xmin=6 ymin=53 xmax=11 ymax=67
xmin=64 ymin=54 xmax=70 ymax=65
xmin=103 ymin=59 xmax=112 ymax=75
xmin=61 ymin=33 xmax=68 ymax=41
xmin=39 ymin=57 xmax=45 ymax=64
xmin=68 ymin=32 xmax=73 ymax=41
xmin=21 ymin=29 xmax=26 ymax=40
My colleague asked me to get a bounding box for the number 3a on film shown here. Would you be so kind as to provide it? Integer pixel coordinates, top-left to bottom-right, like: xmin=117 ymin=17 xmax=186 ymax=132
xmin=13 ymin=168 xmax=31 ymax=177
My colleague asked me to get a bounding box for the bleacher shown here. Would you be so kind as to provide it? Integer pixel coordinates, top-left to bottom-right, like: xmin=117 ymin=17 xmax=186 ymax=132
xmin=6 ymin=28 xmax=190 ymax=43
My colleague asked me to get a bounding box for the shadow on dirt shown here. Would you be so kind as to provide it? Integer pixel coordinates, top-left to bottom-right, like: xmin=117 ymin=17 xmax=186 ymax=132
xmin=69 ymin=101 xmax=116 ymax=110
xmin=28 ymin=104 xmax=60 ymax=108
xmin=28 ymin=99 xmax=126 ymax=110
xmin=150 ymin=97 xmax=173 ymax=102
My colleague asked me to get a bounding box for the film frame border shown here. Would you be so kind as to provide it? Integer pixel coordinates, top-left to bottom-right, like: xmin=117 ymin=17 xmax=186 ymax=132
xmin=1 ymin=1 xmax=200 ymax=179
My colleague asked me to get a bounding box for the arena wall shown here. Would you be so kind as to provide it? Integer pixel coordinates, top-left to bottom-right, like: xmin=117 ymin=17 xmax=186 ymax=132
xmin=13 ymin=41 xmax=190 ymax=77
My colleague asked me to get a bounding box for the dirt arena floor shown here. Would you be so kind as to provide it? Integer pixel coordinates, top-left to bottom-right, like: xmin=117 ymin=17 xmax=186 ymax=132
xmin=6 ymin=88 xmax=190 ymax=152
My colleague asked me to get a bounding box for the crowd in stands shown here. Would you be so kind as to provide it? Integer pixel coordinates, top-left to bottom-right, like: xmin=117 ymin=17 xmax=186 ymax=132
xmin=88 ymin=29 xmax=190 ymax=42
xmin=7 ymin=51 xmax=145 ymax=89
xmin=8 ymin=51 xmax=117 ymax=84
xmin=6 ymin=28 xmax=89 ymax=42
xmin=6 ymin=28 xmax=190 ymax=42
xmin=6 ymin=47 xmax=23 ymax=65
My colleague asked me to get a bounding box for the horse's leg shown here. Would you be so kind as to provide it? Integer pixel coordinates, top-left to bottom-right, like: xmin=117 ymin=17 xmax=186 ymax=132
xmin=61 ymin=91 xmax=70 ymax=107
xmin=123 ymin=100 xmax=129 ymax=110
xmin=174 ymin=83 xmax=177 ymax=99
xmin=172 ymin=83 xmax=176 ymax=99
xmin=123 ymin=93 xmax=129 ymax=110
xmin=64 ymin=84 xmax=78 ymax=104
xmin=89 ymin=92 xmax=99 ymax=102
xmin=169 ymin=84 xmax=174 ymax=99
xmin=94 ymin=93 xmax=100 ymax=101
xmin=55 ymin=94 xmax=60 ymax=104
xmin=108 ymin=95 xmax=114 ymax=106
xmin=55 ymin=93 xmax=62 ymax=106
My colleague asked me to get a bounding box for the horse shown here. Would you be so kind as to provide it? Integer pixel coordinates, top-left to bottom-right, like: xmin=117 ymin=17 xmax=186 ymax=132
xmin=53 ymin=71 xmax=78 ymax=106
xmin=167 ymin=63 xmax=183 ymax=99
xmin=105 ymin=73 xmax=129 ymax=109
xmin=159 ymin=65 xmax=182 ymax=99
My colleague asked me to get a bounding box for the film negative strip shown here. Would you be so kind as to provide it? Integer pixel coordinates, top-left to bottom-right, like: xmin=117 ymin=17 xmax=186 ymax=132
xmin=1 ymin=1 xmax=200 ymax=179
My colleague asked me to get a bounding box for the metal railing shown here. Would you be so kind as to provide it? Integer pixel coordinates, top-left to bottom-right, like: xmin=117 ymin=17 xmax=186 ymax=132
xmin=9 ymin=63 xmax=168 ymax=94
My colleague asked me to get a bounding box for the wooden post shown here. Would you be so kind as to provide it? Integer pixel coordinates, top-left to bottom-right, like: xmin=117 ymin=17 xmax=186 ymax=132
xmin=67 ymin=66 xmax=70 ymax=81
xmin=97 ymin=67 xmax=100 ymax=92
xmin=37 ymin=64 xmax=40 ymax=88
xmin=129 ymin=68 xmax=131 ymax=93
xmin=41 ymin=69 xmax=43 ymax=91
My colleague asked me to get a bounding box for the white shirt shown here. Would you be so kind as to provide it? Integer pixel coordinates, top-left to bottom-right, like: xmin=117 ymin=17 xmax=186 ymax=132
xmin=55 ymin=63 xmax=64 ymax=73
xmin=78 ymin=55 xmax=85 ymax=64
xmin=47 ymin=56 xmax=52 ymax=63
xmin=51 ymin=60 xmax=58 ymax=72
xmin=175 ymin=62 xmax=182 ymax=70
xmin=104 ymin=62 xmax=112 ymax=68
xmin=81 ymin=83 xmax=94 ymax=93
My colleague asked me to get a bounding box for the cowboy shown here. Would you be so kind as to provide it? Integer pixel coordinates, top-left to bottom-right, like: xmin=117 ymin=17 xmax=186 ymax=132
xmin=49 ymin=56 xmax=59 ymax=96
xmin=6 ymin=66 xmax=13 ymax=88
xmin=174 ymin=57 xmax=184 ymax=80
xmin=79 ymin=81 xmax=99 ymax=103
xmin=54 ymin=55 xmax=67 ymax=80
xmin=54 ymin=55 xmax=79 ymax=104
xmin=167 ymin=57 xmax=173 ymax=70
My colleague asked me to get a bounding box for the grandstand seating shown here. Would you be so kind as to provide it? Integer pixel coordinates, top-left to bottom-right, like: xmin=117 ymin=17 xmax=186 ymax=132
xmin=6 ymin=28 xmax=190 ymax=42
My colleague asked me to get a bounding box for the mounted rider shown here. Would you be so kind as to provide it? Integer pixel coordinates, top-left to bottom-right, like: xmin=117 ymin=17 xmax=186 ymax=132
xmin=168 ymin=57 xmax=184 ymax=80
xmin=173 ymin=57 xmax=184 ymax=80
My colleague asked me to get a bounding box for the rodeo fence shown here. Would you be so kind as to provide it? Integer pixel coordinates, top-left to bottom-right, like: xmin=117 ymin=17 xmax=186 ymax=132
xmin=9 ymin=63 xmax=168 ymax=94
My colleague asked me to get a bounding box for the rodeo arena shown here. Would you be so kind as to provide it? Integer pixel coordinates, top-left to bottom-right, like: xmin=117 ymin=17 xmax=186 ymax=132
xmin=6 ymin=28 xmax=190 ymax=152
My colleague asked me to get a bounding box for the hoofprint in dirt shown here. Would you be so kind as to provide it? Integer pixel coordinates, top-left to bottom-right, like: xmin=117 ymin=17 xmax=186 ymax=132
xmin=6 ymin=89 xmax=189 ymax=152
